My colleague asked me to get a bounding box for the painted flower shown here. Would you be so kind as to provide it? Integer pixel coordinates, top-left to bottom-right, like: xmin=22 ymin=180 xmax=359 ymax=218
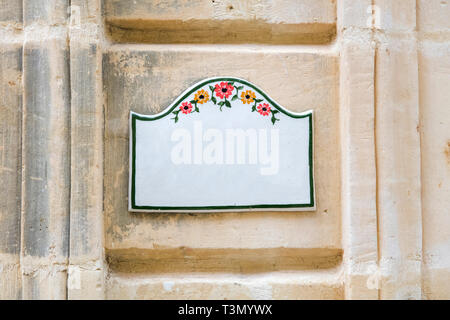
xmin=214 ymin=82 xmax=234 ymax=99
xmin=240 ymin=90 xmax=256 ymax=104
xmin=257 ymin=103 xmax=271 ymax=116
xmin=194 ymin=89 xmax=209 ymax=104
xmin=180 ymin=102 xmax=193 ymax=114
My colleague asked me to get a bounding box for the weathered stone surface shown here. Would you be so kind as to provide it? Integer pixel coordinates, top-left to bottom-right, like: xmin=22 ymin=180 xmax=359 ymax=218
xmin=103 ymin=47 xmax=340 ymax=252
xmin=339 ymin=42 xmax=378 ymax=300
xmin=0 ymin=47 xmax=22 ymax=257
xmin=338 ymin=0 xmax=372 ymax=30
xmin=68 ymin=15 xmax=105 ymax=300
xmin=66 ymin=0 xmax=106 ymax=300
xmin=70 ymin=0 xmax=102 ymax=25
xmin=0 ymin=45 xmax=22 ymax=300
xmin=0 ymin=0 xmax=22 ymax=23
xmin=416 ymin=0 xmax=450 ymax=301
xmin=418 ymin=0 xmax=450 ymax=33
xmin=68 ymin=43 xmax=105 ymax=300
xmin=107 ymin=248 xmax=342 ymax=274
xmin=376 ymin=38 xmax=422 ymax=300
xmin=22 ymin=40 xmax=70 ymax=299
xmin=106 ymin=271 xmax=343 ymax=299
xmin=419 ymin=40 xmax=450 ymax=300
xmin=375 ymin=0 xmax=416 ymax=32
xmin=23 ymin=0 xmax=69 ymax=26
xmin=104 ymin=0 xmax=336 ymax=44
xmin=105 ymin=0 xmax=336 ymax=23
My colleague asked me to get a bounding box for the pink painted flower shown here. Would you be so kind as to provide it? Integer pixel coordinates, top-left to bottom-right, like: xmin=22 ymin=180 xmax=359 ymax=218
xmin=214 ymin=82 xmax=234 ymax=99
xmin=180 ymin=102 xmax=193 ymax=114
xmin=257 ymin=103 xmax=271 ymax=116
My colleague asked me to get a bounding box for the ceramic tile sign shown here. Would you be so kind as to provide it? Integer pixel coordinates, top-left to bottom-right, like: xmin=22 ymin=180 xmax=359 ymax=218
xmin=129 ymin=77 xmax=315 ymax=212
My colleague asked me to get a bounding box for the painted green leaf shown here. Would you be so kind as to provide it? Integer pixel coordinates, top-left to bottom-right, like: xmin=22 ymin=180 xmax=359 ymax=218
xmin=271 ymin=112 xmax=280 ymax=125
xmin=225 ymin=100 xmax=231 ymax=108
xmin=231 ymin=95 xmax=238 ymax=101
xmin=211 ymin=96 xmax=217 ymax=104
xmin=218 ymin=101 xmax=225 ymax=106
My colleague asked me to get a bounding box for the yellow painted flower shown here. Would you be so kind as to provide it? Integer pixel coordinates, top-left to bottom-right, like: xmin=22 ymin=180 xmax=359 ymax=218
xmin=194 ymin=89 xmax=210 ymax=104
xmin=240 ymin=90 xmax=256 ymax=104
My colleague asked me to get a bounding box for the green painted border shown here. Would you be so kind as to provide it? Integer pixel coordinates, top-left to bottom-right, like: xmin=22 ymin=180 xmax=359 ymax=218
xmin=130 ymin=77 xmax=315 ymax=211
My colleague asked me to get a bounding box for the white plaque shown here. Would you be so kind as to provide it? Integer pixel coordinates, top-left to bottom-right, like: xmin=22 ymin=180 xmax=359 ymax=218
xmin=129 ymin=77 xmax=315 ymax=212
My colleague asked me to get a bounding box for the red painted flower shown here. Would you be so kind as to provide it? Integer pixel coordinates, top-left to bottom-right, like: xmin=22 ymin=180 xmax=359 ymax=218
xmin=180 ymin=102 xmax=193 ymax=114
xmin=214 ymin=81 xmax=234 ymax=99
xmin=257 ymin=103 xmax=271 ymax=116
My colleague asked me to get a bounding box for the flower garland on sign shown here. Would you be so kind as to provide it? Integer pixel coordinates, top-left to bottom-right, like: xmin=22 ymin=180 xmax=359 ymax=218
xmin=171 ymin=80 xmax=280 ymax=125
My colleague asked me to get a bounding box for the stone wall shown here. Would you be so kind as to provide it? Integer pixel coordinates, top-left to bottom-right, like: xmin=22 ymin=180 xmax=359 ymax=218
xmin=0 ymin=0 xmax=449 ymax=299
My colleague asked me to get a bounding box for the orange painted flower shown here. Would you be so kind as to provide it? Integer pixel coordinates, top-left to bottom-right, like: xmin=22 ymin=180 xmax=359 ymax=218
xmin=180 ymin=102 xmax=193 ymax=114
xmin=194 ymin=89 xmax=209 ymax=104
xmin=240 ymin=90 xmax=256 ymax=104
xmin=257 ymin=103 xmax=271 ymax=116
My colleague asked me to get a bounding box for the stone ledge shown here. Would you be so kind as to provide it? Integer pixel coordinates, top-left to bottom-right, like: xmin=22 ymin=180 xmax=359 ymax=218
xmin=104 ymin=0 xmax=336 ymax=44
xmin=106 ymin=247 xmax=343 ymax=274
xmin=106 ymin=268 xmax=344 ymax=299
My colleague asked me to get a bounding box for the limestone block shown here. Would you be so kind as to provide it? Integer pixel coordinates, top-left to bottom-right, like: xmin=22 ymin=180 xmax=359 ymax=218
xmin=69 ymin=44 xmax=102 ymax=261
xmin=0 ymin=254 xmax=21 ymax=300
xmin=105 ymin=0 xmax=336 ymax=23
xmin=106 ymin=248 xmax=342 ymax=274
xmin=23 ymin=0 xmax=69 ymax=26
xmin=0 ymin=0 xmax=22 ymax=23
xmin=419 ymin=40 xmax=450 ymax=300
xmin=22 ymin=39 xmax=70 ymax=299
xmin=67 ymin=0 xmax=105 ymax=300
xmin=338 ymin=0 xmax=372 ymax=30
xmin=374 ymin=0 xmax=416 ymax=32
xmin=103 ymin=47 xmax=340 ymax=252
xmin=106 ymin=271 xmax=343 ymax=299
xmin=21 ymin=257 xmax=67 ymax=299
xmin=68 ymin=265 xmax=104 ymax=300
xmin=339 ymin=42 xmax=378 ymax=300
xmin=68 ymin=41 xmax=105 ymax=300
xmin=70 ymin=0 xmax=102 ymax=25
xmin=418 ymin=0 xmax=450 ymax=33
xmin=104 ymin=0 xmax=336 ymax=44
xmin=376 ymin=38 xmax=422 ymax=300
xmin=0 ymin=45 xmax=22 ymax=299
